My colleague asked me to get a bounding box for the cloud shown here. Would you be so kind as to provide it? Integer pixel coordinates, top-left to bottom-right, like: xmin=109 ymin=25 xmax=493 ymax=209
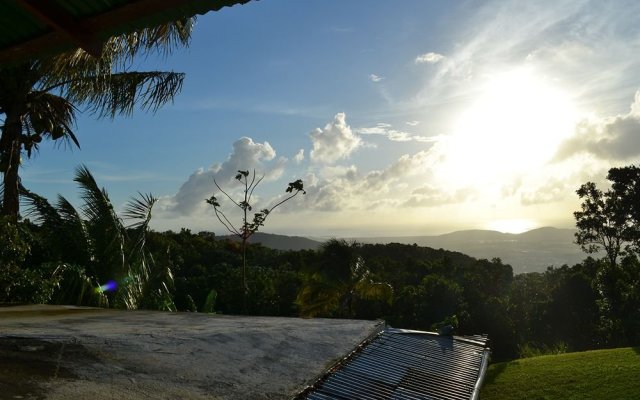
xmin=519 ymin=178 xmax=572 ymax=205
xmin=369 ymin=74 xmax=384 ymax=82
xmin=408 ymin=0 xmax=640 ymax=124
xmin=403 ymin=185 xmax=475 ymax=207
xmin=406 ymin=121 xmax=420 ymax=126
xmin=293 ymin=149 xmax=305 ymax=164
xmin=554 ymin=91 xmax=640 ymax=161
xmin=310 ymin=113 xmax=362 ymax=164
xmin=415 ymin=52 xmax=445 ymax=64
xmin=159 ymin=137 xmax=283 ymax=216
xmin=303 ymin=150 xmax=437 ymax=212
xmin=356 ymin=123 xmax=441 ymax=143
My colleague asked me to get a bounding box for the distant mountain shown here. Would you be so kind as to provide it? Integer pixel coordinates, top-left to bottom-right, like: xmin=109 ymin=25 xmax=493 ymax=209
xmin=219 ymin=232 xmax=322 ymax=251
xmin=218 ymin=228 xmax=593 ymax=274
xmin=354 ymin=227 xmax=591 ymax=274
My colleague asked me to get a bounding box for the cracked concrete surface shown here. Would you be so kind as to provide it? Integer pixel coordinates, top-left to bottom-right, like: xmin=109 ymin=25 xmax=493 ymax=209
xmin=0 ymin=305 xmax=383 ymax=399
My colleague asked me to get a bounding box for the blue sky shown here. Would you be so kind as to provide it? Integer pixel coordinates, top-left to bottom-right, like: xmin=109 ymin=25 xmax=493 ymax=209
xmin=21 ymin=0 xmax=640 ymax=236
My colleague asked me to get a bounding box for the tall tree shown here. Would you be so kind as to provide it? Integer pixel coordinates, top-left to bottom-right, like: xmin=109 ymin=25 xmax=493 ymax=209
xmin=206 ymin=169 xmax=305 ymax=313
xmin=607 ymin=165 xmax=640 ymax=250
xmin=574 ymin=167 xmax=640 ymax=267
xmin=575 ymin=182 xmax=627 ymax=267
xmin=0 ymin=19 xmax=192 ymax=219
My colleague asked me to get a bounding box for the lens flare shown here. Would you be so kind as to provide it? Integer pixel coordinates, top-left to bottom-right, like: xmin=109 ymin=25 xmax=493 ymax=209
xmin=96 ymin=280 xmax=118 ymax=294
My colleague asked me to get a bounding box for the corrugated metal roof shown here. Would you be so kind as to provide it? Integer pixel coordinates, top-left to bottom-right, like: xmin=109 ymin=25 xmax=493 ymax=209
xmin=296 ymin=328 xmax=490 ymax=400
xmin=0 ymin=0 xmax=252 ymax=64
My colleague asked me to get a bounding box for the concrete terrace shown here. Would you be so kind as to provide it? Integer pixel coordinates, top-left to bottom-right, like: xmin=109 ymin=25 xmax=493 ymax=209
xmin=0 ymin=305 xmax=383 ymax=399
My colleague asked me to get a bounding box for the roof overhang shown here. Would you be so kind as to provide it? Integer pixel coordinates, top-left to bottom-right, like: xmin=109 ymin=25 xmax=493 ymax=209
xmin=0 ymin=0 xmax=251 ymax=65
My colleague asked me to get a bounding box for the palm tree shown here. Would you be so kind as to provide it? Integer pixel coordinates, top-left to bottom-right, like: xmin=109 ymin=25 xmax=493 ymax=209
xmin=297 ymin=239 xmax=393 ymax=318
xmin=0 ymin=19 xmax=192 ymax=220
xmin=21 ymin=165 xmax=174 ymax=310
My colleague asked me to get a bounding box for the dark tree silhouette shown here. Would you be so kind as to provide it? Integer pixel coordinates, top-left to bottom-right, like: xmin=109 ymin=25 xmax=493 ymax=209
xmin=574 ymin=166 xmax=640 ymax=267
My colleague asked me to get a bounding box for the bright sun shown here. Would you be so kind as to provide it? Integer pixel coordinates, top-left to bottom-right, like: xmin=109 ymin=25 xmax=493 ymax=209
xmin=440 ymin=67 xmax=578 ymax=188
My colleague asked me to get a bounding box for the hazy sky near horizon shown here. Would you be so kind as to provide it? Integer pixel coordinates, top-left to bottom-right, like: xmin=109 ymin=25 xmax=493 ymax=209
xmin=21 ymin=0 xmax=640 ymax=236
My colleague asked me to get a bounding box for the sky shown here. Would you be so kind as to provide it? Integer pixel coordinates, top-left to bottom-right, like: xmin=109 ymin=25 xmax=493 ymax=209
xmin=20 ymin=0 xmax=640 ymax=237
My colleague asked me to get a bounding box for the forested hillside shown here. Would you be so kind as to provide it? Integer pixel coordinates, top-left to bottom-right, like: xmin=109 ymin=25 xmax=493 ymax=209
xmin=4 ymin=223 xmax=639 ymax=361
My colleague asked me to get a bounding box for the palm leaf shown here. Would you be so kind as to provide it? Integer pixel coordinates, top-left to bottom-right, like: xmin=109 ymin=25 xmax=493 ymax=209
xmin=38 ymin=19 xmax=192 ymax=119
xmin=354 ymin=280 xmax=394 ymax=304
xmin=25 ymin=91 xmax=79 ymax=145
xmin=51 ymin=263 xmax=108 ymax=307
xmin=73 ymin=165 xmax=120 ymax=224
xmin=56 ymin=195 xmax=93 ymax=266
xmin=73 ymin=165 xmax=126 ymax=283
xmin=44 ymin=18 xmax=193 ymax=79
xmin=122 ymin=192 xmax=176 ymax=311
xmin=123 ymin=192 xmax=157 ymax=280
xmin=296 ymin=274 xmax=346 ymax=317
xmin=65 ymin=71 xmax=184 ymax=118
xmin=124 ymin=192 xmax=157 ymax=230
xmin=19 ymin=187 xmax=61 ymax=226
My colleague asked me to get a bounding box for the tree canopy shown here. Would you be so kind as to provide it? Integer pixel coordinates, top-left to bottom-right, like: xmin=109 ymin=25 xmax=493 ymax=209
xmin=575 ymin=165 xmax=640 ymax=267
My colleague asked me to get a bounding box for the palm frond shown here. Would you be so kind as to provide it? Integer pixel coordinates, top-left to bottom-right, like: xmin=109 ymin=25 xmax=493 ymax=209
xmin=124 ymin=192 xmax=157 ymax=230
xmin=43 ymin=18 xmax=193 ymax=81
xmin=73 ymin=165 xmax=126 ymax=282
xmin=354 ymin=280 xmax=394 ymax=304
xmin=56 ymin=195 xmax=93 ymax=264
xmin=73 ymin=165 xmax=119 ymax=224
xmin=51 ymin=263 xmax=108 ymax=307
xmin=124 ymin=192 xmax=156 ymax=276
xmin=296 ymin=274 xmax=345 ymax=317
xmin=24 ymin=91 xmax=79 ymax=151
xmin=66 ymin=71 xmax=184 ymax=118
xmin=111 ymin=18 xmax=193 ymax=59
xmin=19 ymin=186 xmax=61 ymax=226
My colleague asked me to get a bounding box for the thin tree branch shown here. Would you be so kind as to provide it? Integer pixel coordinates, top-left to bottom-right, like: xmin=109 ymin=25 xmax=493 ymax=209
xmin=247 ymin=174 xmax=264 ymax=204
xmin=267 ymin=190 xmax=303 ymax=215
xmin=214 ymin=179 xmax=241 ymax=208
xmin=213 ymin=206 xmax=241 ymax=236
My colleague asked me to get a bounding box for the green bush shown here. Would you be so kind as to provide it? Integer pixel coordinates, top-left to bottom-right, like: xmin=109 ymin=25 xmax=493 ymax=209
xmin=0 ymin=217 xmax=58 ymax=304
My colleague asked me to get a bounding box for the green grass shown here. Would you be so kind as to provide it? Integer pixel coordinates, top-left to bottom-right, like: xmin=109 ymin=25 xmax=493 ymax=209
xmin=481 ymin=347 xmax=640 ymax=400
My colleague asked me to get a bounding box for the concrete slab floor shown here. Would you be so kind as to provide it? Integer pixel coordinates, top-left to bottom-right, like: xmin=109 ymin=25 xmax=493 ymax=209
xmin=0 ymin=305 xmax=383 ymax=400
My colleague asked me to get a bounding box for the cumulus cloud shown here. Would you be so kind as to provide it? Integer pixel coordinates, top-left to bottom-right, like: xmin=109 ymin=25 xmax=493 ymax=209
xmin=406 ymin=121 xmax=420 ymax=126
xmin=293 ymin=149 xmax=305 ymax=164
xmin=369 ymin=74 xmax=384 ymax=82
xmin=310 ymin=113 xmax=362 ymax=164
xmin=554 ymin=91 xmax=640 ymax=161
xmin=415 ymin=52 xmax=445 ymax=64
xmin=159 ymin=137 xmax=284 ymax=216
xmin=303 ymin=150 xmax=437 ymax=211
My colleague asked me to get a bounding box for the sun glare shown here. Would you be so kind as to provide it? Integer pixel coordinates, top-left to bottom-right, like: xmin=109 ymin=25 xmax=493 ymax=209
xmin=486 ymin=219 xmax=536 ymax=234
xmin=441 ymin=68 xmax=578 ymax=188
